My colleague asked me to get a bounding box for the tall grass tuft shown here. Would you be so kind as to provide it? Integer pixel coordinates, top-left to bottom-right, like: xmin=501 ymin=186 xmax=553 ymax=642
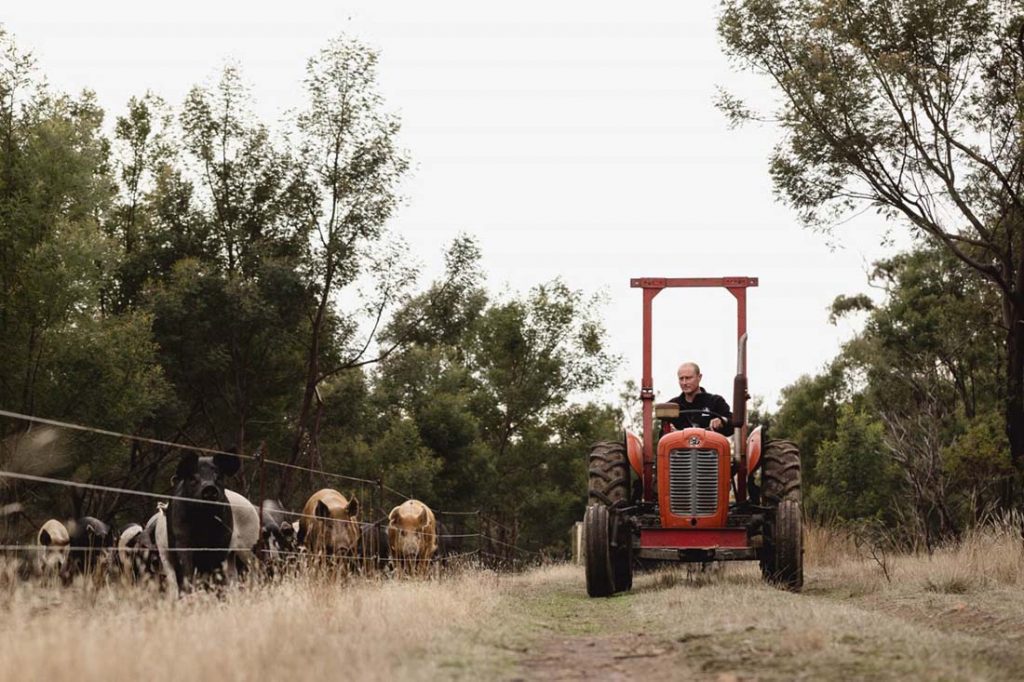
xmin=803 ymin=521 xmax=858 ymax=568
xmin=806 ymin=512 xmax=1024 ymax=593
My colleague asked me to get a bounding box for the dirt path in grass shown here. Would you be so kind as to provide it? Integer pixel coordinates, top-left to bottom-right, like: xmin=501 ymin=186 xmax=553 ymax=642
xmin=517 ymin=632 xmax=696 ymax=681
xmin=500 ymin=563 xmax=1024 ymax=682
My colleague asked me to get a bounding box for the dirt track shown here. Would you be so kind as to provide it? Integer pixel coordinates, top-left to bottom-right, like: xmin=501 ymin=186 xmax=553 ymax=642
xmin=499 ymin=561 xmax=1024 ymax=682
xmin=519 ymin=632 xmax=697 ymax=681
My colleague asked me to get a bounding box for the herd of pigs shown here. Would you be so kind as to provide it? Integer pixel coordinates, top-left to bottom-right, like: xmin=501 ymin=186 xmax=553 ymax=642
xmin=28 ymin=450 xmax=450 ymax=595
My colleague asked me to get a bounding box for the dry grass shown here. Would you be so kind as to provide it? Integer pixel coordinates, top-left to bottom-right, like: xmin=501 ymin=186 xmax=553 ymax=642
xmin=803 ymin=520 xmax=858 ymax=568
xmin=810 ymin=517 xmax=1024 ymax=596
xmin=0 ymin=570 xmax=509 ymax=682
xmin=2 ymin=521 xmax=1023 ymax=681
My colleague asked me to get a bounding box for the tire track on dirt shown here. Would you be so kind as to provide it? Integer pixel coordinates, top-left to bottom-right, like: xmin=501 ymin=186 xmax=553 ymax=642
xmin=516 ymin=632 xmax=694 ymax=681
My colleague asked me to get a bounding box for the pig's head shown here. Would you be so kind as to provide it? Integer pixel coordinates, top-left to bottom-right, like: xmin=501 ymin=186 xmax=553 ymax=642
xmin=173 ymin=451 xmax=240 ymax=504
xmin=389 ymin=505 xmax=428 ymax=559
xmin=315 ymin=496 xmax=360 ymax=555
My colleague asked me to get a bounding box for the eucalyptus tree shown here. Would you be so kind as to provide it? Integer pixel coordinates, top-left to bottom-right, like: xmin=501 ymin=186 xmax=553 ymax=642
xmin=277 ymin=36 xmax=413 ymax=497
xmin=126 ymin=65 xmax=314 ymax=460
xmin=720 ymin=0 xmax=1024 ymax=479
xmin=466 ymin=280 xmax=619 ymax=547
xmin=830 ymin=245 xmax=1008 ymax=528
xmin=105 ymin=92 xmax=173 ymax=312
xmin=0 ymin=31 xmax=168 ymax=521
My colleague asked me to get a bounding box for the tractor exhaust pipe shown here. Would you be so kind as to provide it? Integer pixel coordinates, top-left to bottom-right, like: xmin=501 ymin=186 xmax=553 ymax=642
xmin=733 ymin=374 xmax=748 ymax=428
xmin=733 ymin=333 xmax=748 ymax=427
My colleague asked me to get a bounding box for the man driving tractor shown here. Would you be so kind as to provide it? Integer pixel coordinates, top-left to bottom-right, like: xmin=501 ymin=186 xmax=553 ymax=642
xmin=668 ymin=361 xmax=734 ymax=436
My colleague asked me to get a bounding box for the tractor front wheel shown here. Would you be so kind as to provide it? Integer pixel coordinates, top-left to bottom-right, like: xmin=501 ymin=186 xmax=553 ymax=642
xmin=586 ymin=441 xmax=633 ymax=594
xmin=765 ymin=499 xmax=803 ymax=590
xmin=758 ymin=439 xmax=803 ymax=591
xmin=584 ymin=504 xmax=615 ymax=597
xmin=612 ymin=523 xmax=633 ymax=592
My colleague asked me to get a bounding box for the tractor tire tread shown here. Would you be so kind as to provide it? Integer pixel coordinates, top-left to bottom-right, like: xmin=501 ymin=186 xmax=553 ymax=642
xmin=760 ymin=440 xmax=801 ymax=504
xmin=588 ymin=441 xmax=631 ymax=509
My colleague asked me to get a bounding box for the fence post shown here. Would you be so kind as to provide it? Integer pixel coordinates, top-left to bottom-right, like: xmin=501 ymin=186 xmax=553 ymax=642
xmin=256 ymin=441 xmax=267 ymax=552
xmin=475 ymin=509 xmax=483 ymax=568
xmin=376 ymin=478 xmax=385 ymax=522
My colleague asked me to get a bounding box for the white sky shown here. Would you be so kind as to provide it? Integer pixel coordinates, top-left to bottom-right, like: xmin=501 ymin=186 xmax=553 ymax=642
xmin=4 ymin=0 xmax=903 ymax=411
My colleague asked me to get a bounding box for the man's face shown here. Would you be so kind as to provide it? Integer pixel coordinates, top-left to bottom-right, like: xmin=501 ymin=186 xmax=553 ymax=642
xmin=677 ymin=366 xmax=701 ymax=396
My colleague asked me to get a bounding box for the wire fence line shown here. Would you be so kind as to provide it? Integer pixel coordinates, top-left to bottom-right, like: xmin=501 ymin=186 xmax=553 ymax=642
xmin=0 ymin=408 xmax=378 ymax=488
xmin=0 ymin=545 xmax=492 ymax=564
xmin=0 ymin=409 xmax=543 ymax=562
xmin=1 ymin=408 xmax=445 ymax=512
xmin=0 ymin=471 xmax=491 ymax=542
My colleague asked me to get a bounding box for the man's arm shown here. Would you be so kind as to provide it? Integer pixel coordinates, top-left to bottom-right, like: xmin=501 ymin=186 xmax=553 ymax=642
xmin=711 ymin=394 xmax=735 ymax=436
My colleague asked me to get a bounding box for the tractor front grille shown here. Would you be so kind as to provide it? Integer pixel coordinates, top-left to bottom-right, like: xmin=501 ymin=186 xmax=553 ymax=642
xmin=668 ymin=448 xmax=719 ymax=517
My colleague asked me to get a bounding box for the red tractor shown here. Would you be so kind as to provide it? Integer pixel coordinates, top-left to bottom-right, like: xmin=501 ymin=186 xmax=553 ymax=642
xmin=584 ymin=277 xmax=803 ymax=597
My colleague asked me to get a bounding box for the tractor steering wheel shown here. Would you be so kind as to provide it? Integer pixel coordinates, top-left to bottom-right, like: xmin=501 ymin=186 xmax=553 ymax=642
xmin=671 ymin=408 xmax=730 ymax=431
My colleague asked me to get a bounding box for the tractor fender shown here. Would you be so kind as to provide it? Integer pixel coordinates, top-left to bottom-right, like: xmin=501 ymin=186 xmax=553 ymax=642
xmin=624 ymin=430 xmax=643 ymax=477
xmin=747 ymin=425 xmax=764 ymax=473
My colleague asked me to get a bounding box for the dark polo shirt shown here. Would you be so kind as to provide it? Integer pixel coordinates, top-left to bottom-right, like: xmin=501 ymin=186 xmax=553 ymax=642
xmin=668 ymin=387 xmax=734 ymax=436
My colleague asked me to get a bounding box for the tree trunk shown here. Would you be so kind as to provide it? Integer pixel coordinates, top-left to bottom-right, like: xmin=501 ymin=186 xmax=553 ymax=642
xmin=1003 ymin=293 xmax=1024 ymax=507
xmin=278 ymin=363 xmax=318 ymax=501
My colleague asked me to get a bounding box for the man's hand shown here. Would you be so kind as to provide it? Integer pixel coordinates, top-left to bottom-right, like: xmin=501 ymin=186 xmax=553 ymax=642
xmin=710 ymin=417 xmax=724 ymax=431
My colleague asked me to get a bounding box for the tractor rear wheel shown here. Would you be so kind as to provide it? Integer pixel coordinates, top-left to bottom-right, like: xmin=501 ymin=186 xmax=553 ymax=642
xmin=584 ymin=504 xmax=615 ymax=597
xmin=761 ymin=439 xmax=801 ymax=505
xmin=758 ymin=440 xmax=803 ymax=591
xmin=588 ymin=441 xmax=631 ymax=508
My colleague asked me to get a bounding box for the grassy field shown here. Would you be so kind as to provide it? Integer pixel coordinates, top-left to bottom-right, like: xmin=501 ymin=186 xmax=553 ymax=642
xmin=2 ymin=522 xmax=1023 ymax=681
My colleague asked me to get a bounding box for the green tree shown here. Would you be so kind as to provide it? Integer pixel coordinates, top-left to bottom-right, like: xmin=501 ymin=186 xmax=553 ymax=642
xmin=809 ymin=404 xmax=899 ymax=523
xmin=514 ymin=402 xmax=621 ymax=554
xmin=106 ymin=92 xmax=173 ymax=311
xmin=0 ymin=31 xmax=168 ymax=521
xmin=770 ymin=364 xmax=847 ymax=487
xmin=469 ymin=280 xmax=619 ymax=549
xmin=279 ymin=36 xmax=412 ymax=498
xmin=832 ymin=245 xmax=1006 ymax=532
xmin=720 ymin=0 xmax=1024 ymax=482
xmin=133 ymin=64 xmax=313 ymax=463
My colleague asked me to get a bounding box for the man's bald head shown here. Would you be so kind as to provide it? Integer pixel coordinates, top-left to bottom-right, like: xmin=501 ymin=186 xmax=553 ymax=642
xmin=677 ymin=362 xmax=701 ymax=376
xmin=676 ymin=362 xmax=702 ymax=400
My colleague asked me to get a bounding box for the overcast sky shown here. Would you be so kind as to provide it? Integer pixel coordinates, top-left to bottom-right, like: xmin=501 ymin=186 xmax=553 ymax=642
xmin=4 ymin=1 xmax=905 ymax=411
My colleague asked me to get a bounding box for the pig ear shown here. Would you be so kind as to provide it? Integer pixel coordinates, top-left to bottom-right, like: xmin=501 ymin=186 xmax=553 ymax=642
xmin=418 ymin=506 xmax=427 ymax=525
xmin=176 ymin=453 xmax=199 ymax=480
xmin=40 ymin=529 xmax=52 ymax=546
xmin=388 ymin=507 xmax=400 ymax=524
xmin=214 ymin=449 xmax=241 ymax=477
xmin=315 ymin=500 xmax=330 ymax=519
xmin=347 ymin=497 xmax=359 ymax=519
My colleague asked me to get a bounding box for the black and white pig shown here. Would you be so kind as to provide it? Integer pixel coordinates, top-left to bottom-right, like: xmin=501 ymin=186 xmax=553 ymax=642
xmin=258 ymin=499 xmax=300 ymax=566
xmin=60 ymin=516 xmax=115 ymax=584
xmin=116 ymin=522 xmax=161 ymax=582
xmin=164 ymin=450 xmax=241 ymax=593
xmin=224 ymin=489 xmax=260 ymax=580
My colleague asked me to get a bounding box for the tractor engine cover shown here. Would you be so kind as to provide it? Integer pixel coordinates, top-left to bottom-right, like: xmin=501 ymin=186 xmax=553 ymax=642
xmin=657 ymin=428 xmax=732 ymax=529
